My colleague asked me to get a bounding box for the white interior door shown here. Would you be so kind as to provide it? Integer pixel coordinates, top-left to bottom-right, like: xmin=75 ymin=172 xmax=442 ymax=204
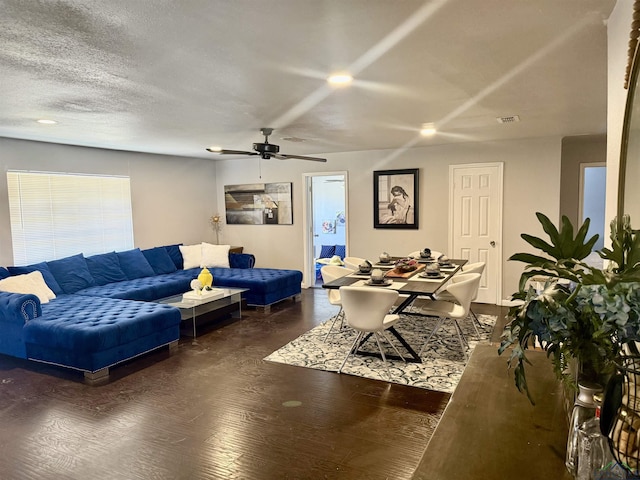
xmin=449 ymin=163 xmax=503 ymax=304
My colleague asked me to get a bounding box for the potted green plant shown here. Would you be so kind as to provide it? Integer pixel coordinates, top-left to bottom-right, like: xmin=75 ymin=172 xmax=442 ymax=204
xmin=499 ymin=213 xmax=640 ymax=404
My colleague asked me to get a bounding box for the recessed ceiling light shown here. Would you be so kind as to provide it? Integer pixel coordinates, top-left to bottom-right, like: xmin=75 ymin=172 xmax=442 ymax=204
xmin=327 ymin=73 xmax=353 ymax=86
xmin=206 ymin=146 xmax=222 ymax=152
xmin=37 ymin=119 xmax=57 ymax=125
xmin=420 ymin=123 xmax=436 ymax=136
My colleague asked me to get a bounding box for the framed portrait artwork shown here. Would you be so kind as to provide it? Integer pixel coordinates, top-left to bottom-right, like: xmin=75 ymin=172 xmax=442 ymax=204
xmin=373 ymin=169 xmax=419 ymax=229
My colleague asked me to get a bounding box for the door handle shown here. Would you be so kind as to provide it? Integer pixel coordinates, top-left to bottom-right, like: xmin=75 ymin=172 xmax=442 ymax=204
xmin=490 ymin=241 xmax=496 ymax=247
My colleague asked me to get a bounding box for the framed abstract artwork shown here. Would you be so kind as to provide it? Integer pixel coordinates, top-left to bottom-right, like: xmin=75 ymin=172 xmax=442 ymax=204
xmin=224 ymin=182 xmax=293 ymax=225
xmin=373 ymin=169 xmax=419 ymax=229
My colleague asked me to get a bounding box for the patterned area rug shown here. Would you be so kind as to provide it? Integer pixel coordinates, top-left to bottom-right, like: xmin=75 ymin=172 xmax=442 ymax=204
xmin=264 ymin=312 xmax=496 ymax=393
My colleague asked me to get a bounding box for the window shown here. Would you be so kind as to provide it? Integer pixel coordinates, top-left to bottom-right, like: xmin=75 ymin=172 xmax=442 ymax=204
xmin=7 ymin=171 xmax=134 ymax=265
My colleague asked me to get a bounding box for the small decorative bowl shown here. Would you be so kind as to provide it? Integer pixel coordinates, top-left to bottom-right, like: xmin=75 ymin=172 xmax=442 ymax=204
xmin=359 ymin=260 xmax=372 ymax=274
xmin=395 ymin=257 xmax=418 ymax=273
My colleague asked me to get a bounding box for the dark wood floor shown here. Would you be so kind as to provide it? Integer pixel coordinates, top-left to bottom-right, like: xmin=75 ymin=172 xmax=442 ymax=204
xmin=0 ymin=289 xmax=508 ymax=480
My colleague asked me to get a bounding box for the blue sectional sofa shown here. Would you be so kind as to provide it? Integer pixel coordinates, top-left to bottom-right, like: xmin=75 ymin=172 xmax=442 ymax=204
xmin=0 ymin=244 xmax=302 ymax=381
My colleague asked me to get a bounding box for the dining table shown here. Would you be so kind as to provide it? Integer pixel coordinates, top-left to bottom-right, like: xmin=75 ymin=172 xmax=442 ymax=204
xmin=322 ymin=257 xmax=467 ymax=363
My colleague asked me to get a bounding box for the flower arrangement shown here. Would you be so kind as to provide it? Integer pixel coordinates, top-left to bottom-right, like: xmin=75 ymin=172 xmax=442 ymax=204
xmin=499 ymin=213 xmax=640 ymax=403
xmin=394 ymin=257 xmax=418 ymax=273
xmin=209 ymin=213 xmax=223 ymax=244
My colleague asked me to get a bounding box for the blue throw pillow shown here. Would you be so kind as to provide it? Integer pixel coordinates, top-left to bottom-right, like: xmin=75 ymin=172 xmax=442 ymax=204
xmin=85 ymin=252 xmax=129 ymax=286
xmin=47 ymin=254 xmax=96 ymax=294
xmin=335 ymin=245 xmax=346 ymax=259
xmin=164 ymin=244 xmax=184 ymax=270
xmin=229 ymin=253 xmax=256 ymax=269
xmin=8 ymin=262 xmax=63 ymax=295
xmin=116 ymin=249 xmax=156 ymax=279
xmin=319 ymin=245 xmax=335 ymax=258
xmin=142 ymin=247 xmax=177 ymax=275
xmin=0 ymin=267 xmax=10 ymax=280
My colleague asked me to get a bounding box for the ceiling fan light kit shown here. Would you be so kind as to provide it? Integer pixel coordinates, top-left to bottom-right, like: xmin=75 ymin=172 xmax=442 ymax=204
xmin=206 ymin=127 xmax=326 ymax=162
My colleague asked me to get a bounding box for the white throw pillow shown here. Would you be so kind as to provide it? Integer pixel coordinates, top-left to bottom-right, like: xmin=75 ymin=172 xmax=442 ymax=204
xmin=179 ymin=244 xmax=203 ymax=270
xmin=26 ymin=270 xmax=56 ymax=300
xmin=201 ymin=243 xmax=230 ymax=268
xmin=0 ymin=271 xmax=56 ymax=303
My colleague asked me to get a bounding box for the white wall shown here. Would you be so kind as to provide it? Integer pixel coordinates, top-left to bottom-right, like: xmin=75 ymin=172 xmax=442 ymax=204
xmin=214 ymin=136 xmax=562 ymax=301
xmin=0 ymin=137 xmax=219 ymax=266
xmin=606 ymin=0 xmax=634 ymax=228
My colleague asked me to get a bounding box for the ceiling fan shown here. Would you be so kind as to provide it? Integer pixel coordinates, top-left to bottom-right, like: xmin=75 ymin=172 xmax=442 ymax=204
xmin=206 ymin=128 xmax=327 ymax=162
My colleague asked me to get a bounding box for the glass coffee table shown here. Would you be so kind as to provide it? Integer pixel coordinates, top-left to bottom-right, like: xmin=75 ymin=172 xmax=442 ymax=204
xmin=157 ymin=287 xmax=247 ymax=337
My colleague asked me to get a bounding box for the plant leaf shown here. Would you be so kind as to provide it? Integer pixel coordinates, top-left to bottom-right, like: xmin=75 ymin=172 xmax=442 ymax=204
xmin=537 ymin=212 xmax=561 ymax=246
xmin=509 ymin=253 xmax=552 ymax=265
xmin=520 ymin=234 xmax=559 ymax=258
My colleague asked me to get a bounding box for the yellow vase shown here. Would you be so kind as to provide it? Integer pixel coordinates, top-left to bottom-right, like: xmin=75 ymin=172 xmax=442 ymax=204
xmin=197 ymin=268 xmax=213 ymax=289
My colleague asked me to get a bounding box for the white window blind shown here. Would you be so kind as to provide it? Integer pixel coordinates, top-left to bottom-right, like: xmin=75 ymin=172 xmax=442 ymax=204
xmin=7 ymin=171 xmax=134 ymax=265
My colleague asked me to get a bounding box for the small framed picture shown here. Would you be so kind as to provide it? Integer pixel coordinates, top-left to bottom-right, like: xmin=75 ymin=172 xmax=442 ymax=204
xmin=373 ymin=169 xmax=419 ymax=229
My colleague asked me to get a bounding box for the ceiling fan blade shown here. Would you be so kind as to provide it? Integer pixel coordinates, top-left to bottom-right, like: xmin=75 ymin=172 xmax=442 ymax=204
xmin=274 ymin=153 xmax=327 ymax=162
xmin=206 ymin=148 xmax=258 ymax=156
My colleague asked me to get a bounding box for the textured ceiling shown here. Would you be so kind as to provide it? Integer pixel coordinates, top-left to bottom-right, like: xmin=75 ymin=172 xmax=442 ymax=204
xmin=0 ymin=0 xmax=617 ymax=160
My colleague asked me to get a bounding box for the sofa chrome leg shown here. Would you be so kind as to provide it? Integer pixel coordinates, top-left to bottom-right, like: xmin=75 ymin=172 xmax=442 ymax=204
xmin=168 ymin=340 xmax=179 ymax=353
xmin=84 ymin=367 xmax=109 ymax=384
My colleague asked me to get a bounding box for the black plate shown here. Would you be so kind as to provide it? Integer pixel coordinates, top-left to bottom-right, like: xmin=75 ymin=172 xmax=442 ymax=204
xmin=420 ymin=273 xmax=444 ymax=279
xmin=365 ymin=279 xmax=392 ymax=287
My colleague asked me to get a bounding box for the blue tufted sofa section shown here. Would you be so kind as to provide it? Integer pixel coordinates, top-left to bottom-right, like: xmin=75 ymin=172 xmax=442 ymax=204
xmin=75 ymin=269 xmax=197 ymax=301
xmin=24 ymin=295 xmax=180 ymax=372
xmin=0 ymin=245 xmax=302 ymax=378
xmin=207 ymin=267 xmax=303 ymax=307
xmin=0 ymin=292 xmax=41 ymax=359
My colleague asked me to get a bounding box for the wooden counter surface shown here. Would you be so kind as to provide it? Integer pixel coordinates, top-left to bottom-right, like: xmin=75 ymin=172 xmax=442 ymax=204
xmin=413 ymin=344 xmax=572 ymax=480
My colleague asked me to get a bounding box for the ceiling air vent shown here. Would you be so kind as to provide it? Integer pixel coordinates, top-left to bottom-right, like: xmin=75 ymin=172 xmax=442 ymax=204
xmin=497 ymin=115 xmax=521 ymax=124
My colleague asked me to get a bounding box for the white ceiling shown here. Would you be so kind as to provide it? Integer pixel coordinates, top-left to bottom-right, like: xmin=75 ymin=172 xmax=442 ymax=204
xmin=0 ymin=0 xmax=617 ymax=160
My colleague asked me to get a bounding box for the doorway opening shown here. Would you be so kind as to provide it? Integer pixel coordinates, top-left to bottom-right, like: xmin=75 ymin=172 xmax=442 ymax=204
xmin=580 ymin=163 xmax=606 ymax=265
xmin=302 ymin=172 xmax=348 ymax=288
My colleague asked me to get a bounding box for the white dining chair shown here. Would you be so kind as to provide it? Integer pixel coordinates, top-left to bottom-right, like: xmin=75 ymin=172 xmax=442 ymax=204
xmin=343 ymin=256 xmax=366 ymax=271
xmin=418 ymin=273 xmax=482 ymax=361
xmin=435 ymin=262 xmax=485 ymax=337
xmin=320 ymin=265 xmax=352 ymax=341
xmin=338 ymin=286 xmax=405 ymax=379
